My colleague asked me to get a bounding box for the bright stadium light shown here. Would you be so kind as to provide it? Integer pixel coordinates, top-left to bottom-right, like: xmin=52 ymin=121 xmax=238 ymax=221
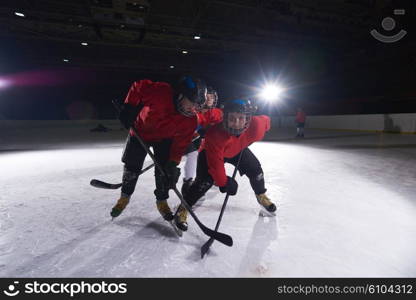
xmin=0 ymin=79 xmax=11 ymax=89
xmin=259 ymin=83 xmax=284 ymax=102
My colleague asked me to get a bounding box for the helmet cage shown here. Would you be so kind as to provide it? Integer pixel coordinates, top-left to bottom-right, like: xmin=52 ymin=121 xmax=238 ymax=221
xmin=221 ymin=99 xmax=256 ymax=135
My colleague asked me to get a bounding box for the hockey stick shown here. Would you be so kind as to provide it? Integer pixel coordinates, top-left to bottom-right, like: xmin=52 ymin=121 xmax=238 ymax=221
xmin=200 ymin=149 xmax=244 ymax=258
xmin=90 ymin=133 xmax=201 ymax=190
xmin=112 ymin=100 xmax=233 ymax=247
xmin=90 ymin=163 xmax=155 ymax=189
xmin=90 ymin=180 xmax=122 ymax=190
xmin=130 ymin=128 xmax=232 ymax=246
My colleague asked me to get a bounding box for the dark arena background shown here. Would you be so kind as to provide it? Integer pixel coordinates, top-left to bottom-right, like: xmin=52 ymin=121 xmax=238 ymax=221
xmin=0 ymin=0 xmax=415 ymax=292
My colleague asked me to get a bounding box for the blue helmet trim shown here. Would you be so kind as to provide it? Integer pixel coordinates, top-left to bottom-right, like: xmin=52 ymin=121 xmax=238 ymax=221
xmin=231 ymin=99 xmax=246 ymax=105
xmin=185 ymin=76 xmax=196 ymax=89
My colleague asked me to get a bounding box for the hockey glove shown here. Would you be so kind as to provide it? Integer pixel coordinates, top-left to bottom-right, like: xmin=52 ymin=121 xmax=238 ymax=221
xmin=219 ymin=176 xmax=238 ymax=196
xmin=118 ymin=103 xmax=143 ymax=129
xmin=164 ymin=160 xmax=180 ymax=189
xmin=192 ymin=136 xmax=202 ymax=149
xmin=197 ymin=126 xmax=206 ymax=138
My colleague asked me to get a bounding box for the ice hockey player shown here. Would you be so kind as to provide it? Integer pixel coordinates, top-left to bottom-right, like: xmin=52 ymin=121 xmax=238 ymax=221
xmin=110 ymin=76 xmax=207 ymax=223
xmin=295 ymin=107 xmax=306 ymax=138
xmin=175 ymin=98 xmax=277 ymax=231
xmin=180 ymin=86 xmax=222 ymax=196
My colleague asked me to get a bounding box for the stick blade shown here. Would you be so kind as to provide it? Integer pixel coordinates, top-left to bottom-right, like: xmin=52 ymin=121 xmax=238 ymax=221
xmin=90 ymin=179 xmax=122 ymax=189
xmin=201 ymin=238 xmax=214 ymax=259
xmin=202 ymin=227 xmax=233 ymax=247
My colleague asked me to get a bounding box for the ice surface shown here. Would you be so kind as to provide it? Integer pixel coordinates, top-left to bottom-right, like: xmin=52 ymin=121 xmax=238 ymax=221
xmin=1 ymin=125 xmax=415 ymax=277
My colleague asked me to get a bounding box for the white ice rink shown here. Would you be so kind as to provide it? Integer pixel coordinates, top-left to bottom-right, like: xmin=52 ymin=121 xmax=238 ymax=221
xmin=1 ymin=125 xmax=416 ymax=277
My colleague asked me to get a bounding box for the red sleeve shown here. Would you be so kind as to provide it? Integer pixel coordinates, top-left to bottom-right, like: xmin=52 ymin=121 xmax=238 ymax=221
xmin=198 ymin=108 xmax=223 ymax=127
xmin=197 ymin=112 xmax=207 ymax=127
xmin=124 ymin=79 xmax=153 ymax=106
xmin=252 ymin=115 xmax=271 ymax=133
xmin=169 ymin=117 xmax=198 ymax=163
xmin=205 ymin=129 xmax=228 ymax=187
xmin=262 ymin=115 xmax=271 ymax=132
xmin=126 ymin=80 xmax=173 ymax=131
xmin=206 ymin=108 xmax=223 ymax=125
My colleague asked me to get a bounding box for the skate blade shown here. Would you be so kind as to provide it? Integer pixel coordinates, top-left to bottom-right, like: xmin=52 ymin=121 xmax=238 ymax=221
xmin=259 ymin=208 xmax=276 ymax=217
xmin=167 ymin=219 xmax=183 ymax=237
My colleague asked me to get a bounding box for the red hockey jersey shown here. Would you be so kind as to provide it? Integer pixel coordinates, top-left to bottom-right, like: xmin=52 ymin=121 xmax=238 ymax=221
xmin=197 ymin=108 xmax=223 ymax=127
xmin=295 ymin=111 xmax=306 ymax=123
xmin=201 ymin=115 xmax=271 ymax=187
xmin=124 ymin=79 xmax=198 ymax=163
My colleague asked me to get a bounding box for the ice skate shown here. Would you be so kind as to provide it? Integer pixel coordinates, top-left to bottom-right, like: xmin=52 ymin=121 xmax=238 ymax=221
xmin=175 ymin=205 xmax=188 ymax=231
xmin=156 ymin=199 xmax=174 ymax=221
xmin=256 ymin=193 xmax=276 ymax=216
xmin=110 ymin=196 xmax=130 ymax=218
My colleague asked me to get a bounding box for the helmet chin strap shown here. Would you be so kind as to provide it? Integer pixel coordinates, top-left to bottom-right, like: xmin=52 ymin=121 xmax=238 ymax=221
xmin=222 ymin=113 xmax=252 ymax=135
xmin=177 ymin=96 xmax=198 ymax=117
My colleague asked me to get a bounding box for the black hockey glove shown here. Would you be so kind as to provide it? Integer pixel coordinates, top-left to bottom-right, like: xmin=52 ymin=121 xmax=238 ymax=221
xmin=192 ymin=136 xmax=202 ymax=149
xmin=164 ymin=160 xmax=180 ymax=189
xmin=197 ymin=126 xmax=206 ymax=138
xmin=118 ymin=103 xmax=143 ymax=129
xmin=219 ymin=176 xmax=238 ymax=196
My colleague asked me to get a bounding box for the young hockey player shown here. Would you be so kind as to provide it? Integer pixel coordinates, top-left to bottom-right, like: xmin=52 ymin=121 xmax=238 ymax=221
xmin=175 ymin=98 xmax=277 ymax=231
xmin=110 ymin=76 xmax=207 ymax=223
xmin=295 ymin=107 xmax=306 ymax=138
xmin=180 ymin=86 xmax=221 ymax=196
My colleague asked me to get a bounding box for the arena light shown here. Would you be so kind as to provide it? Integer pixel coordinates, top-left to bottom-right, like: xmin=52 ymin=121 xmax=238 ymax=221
xmin=14 ymin=12 xmax=25 ymax=17
xmin=259 ymin=83 xmax=284 ymax=102
xmin=0 ymin=79 xmax=11 ymax=89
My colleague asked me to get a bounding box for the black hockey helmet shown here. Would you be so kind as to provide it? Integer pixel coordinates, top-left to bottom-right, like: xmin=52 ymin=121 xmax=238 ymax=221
xmin=221 ymin=98 xmax=256 ymax=135
xmin=201 ymin=86 xmax=218 ymax=110
xmin=176 ymin=76 xmax=207 ymax=116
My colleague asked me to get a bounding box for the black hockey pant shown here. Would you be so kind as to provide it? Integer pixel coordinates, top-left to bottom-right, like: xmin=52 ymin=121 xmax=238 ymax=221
xmin=121 ymin=134 xmax=172 ymax=201
xmin=184 ymin=148 xmax=267 ymax=207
